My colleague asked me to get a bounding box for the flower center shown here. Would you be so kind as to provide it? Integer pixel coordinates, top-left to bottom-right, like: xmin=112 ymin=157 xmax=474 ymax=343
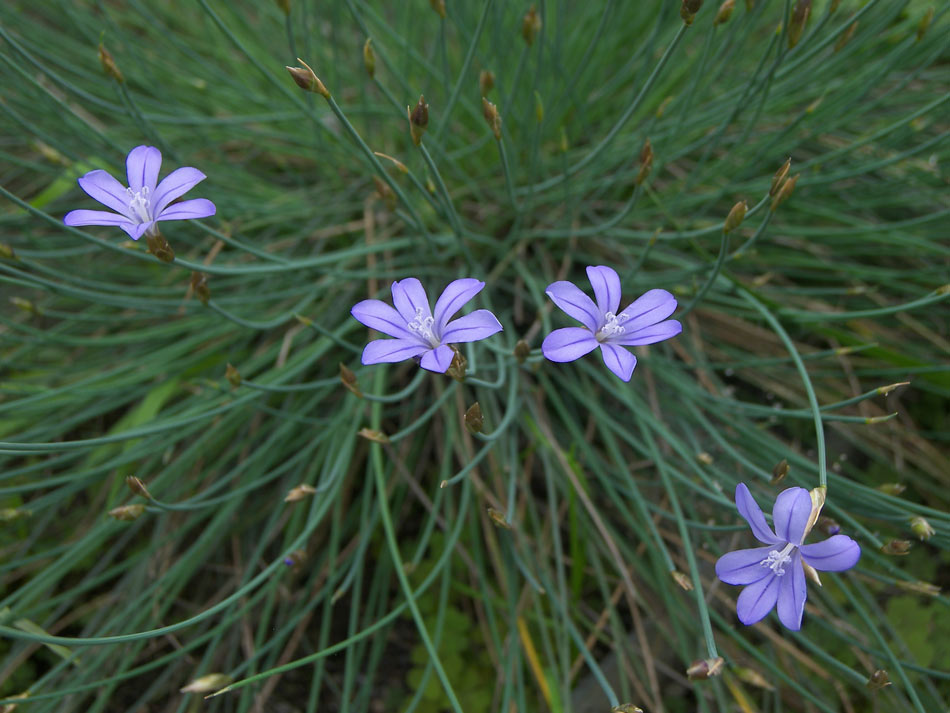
xmin=760 ymin=542 xmax=796 ymax=576
xmin=407 ymin=308 xmax=438 ymax=347
xmin=596 ymin=311 xmax=628 ymax=341
xmin=127 ymin=186 xmax=152 ymax=223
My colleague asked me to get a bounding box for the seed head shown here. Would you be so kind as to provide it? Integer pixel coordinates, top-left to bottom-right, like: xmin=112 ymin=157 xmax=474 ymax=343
xmin=769 ymin=157 xmax=791 ymax=196
xmin=770 ymin=173 xmax=799 ymax=211
xmin=881 ymin=539 xmax=911 ymax=556
xmin=866 ymin=670 xmax=892 ymax=691
xmin=125 ymin=476 xmax=153 ymax=500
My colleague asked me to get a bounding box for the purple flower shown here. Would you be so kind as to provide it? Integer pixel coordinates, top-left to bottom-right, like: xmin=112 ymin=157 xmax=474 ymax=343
xmin=351 ymin=278 xmax=503 ymax=373
xmin=716 ymin=483 xmax=861 ymax=631
xmin=541 ymin=265 xmax=682 ymax=381
xmin=63 ymin=145 xmax=215 ymax=241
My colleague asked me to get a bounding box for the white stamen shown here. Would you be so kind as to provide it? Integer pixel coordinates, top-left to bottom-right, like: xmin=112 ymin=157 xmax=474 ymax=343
xmin=760 ymin=542 xmax=796 ymax=576
xmin=407 ymin=307 xmax=438 ymax=347
xmin=596 ymin=311 xmax=629 ymax=341
xmin=127 ymin=186 xmax=152 ymax=223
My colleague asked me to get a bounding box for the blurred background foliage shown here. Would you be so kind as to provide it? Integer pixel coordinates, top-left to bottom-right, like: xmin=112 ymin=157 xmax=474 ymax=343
xmin=0 ymin=0 xmax=948 ymax=711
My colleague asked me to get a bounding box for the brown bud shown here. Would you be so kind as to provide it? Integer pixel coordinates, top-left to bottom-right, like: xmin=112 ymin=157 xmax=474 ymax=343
xmin=225 ymin=363 xmax=241 ymax=388
xmin=671 ymin=570 xmax=693 ymax=591
xmin=687 ymin=656 xmax=724 ymax=680
xmin=479 ymin=69 xmax=495 ymax=96
xmin=866 ymin=669 xmax=891 ymax=691
xmin=611 ymin=706 xmax=644 ymax=713
xmin=109 ymin=504 xmax=146 ymax=521
xmin=190 ymin=271 xmax=210 ymax=305
xmin=724 ymin=200 xmax=748 ymax=234
xmin=357 ymin=427 xmax=389 ymax=443
xmin=834 ymin=20 xmax=857 ymax=52
xmin=636 ymin=138 xmax=654 ymax=185
xmin=0 ymin=243 xmax=15 ymax=260
xmin=429 ymin=0 xmax=446 ymax=19
xmin=917 ymin=7 xmax=934 ymax=42
xmin=770 ymin=173 xmax=799 ymax=211
xmin=125 ymin=476 xmax=153 ymax=500
xmin=284 ymin=484 xmax=317 ymax=502
xmin=522 ymin=5 xmax=541 ymax=45
xmin=909 ymin=516 xmax=934 ymax=540
xmin=340 ymin=363 xmax=362 ymax=398
xmin=715 ymin=0 xmax=735 ymax=25
xmin=482 ymin=97 xmax=502 ymax=140
xmin=98 ymin=43 xmax=124 ymax=83
xmin=274 ymin=0 xmax=291 ymax=15
xmin=409 ymin=95 xmax=429 ymax=146
xmin=446 ymin=348 xmax=468 ymax=382
xmin=881 ymin=539 xmax=911 ymax=556
xmin=145 ymin=229 xmax=175 ymax=263
xmin=771 ymin=458 xmax=789 ymax=484
xmin=878 ymin=482 xmax=905 ymax=496
xmin=180 ymin=673 xmax=233 ymax=694
xmin=770 ymin=157 xmax=791 ymax=196
xmin=788 ymin=0 xmax=811 ymax=49
xmin=286 ymin=59 xmax=330 ymax=98
xmin=464 ymin=402 xmax=484 ymax=434
xmin=514 ymin=339 xmax=531 ymax=364
xmin=487 ymin=508 xmax=512 ymax=529
xmin=680 ymin=0 xmax=703 ymax=24
xmin=363 ymin=38 xmax=375 ymax=79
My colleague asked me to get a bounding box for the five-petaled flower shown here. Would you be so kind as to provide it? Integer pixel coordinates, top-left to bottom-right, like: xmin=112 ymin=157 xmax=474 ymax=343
xmin=716 ymin=483 xmax=861 ymax=631
xmin=541 ymin=265 xmax=682 ymax=381
xmin=351 ymin=278 xmax=503 ymax=373
xmin=63 ymin=145 xmax=215 ymax=240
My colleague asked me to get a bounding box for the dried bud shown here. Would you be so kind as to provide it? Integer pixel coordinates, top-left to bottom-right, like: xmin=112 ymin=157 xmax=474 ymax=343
xmin=715 ymin=0 xmax=735 ymax=25
xmin=482 ymin=98 xmax=502 ymax=140
xmin=180 ymin=673 xmax=233 ymax=694
xmin=917 ymin=7 xmax=934 ymax=42
xmin=429 ymin=0 xmax=446 ymax=18
xmin=680 ymin=0 xmax=703 ymax=25
xmin=834 ymin=21 xmax=858 ymax=52
xmin=817 ymin=516 xmax=840 ymax=536
xmin=769 ymin=157 xmax=791 ymax=196
xmin=409 ymin=95 xmax=429 ymax=146
xmin=464 ymin=402 xmax=484 ymax=434
xmin=734 ymin=667 xmax=775 ymax=690
xmin=724 ymin=200 xmax=748 ymax=234
xmin=611 ymin=706 xmax=644 ymax=713
xmin=878 ymin=482 xmax=905 ymax=496
xmin=225 ymin=363 xmax=241 ymax=388
xmin=534 ymin=90 xmax=544 ymax=123
xmin=487 ymin=508 xmax=512 ymax=529
xmin=479 ymin=69 xmax=495 ymax=96
xmin=340 ymin=363 xmax=362 ymax=397
xmin=190 ymin=271 xmax=210 ymax=305
xmin=687 ymin=656 xmax=724 ymax=680
xmin=0 ymin=243 xmax=15 ymax=260
xmin=109 ymin=504 xmax=146 ymax=521
xmin=671 ymin=570 xmax=693 ymax=590
xmin=363 ymin=38 xmax=375 ymax=79
xmin=770 ymin=173 xmax=799 ymax=211
xmin=274 ymin=0 xmax=291 ymax=15
xmin=788 ymin=0 xmax=811 ymax=49
xmin=881 ymin=539 xmax=911 ymax=556
xmin=771 ymin=458 xmax=789 ymax=484
xmin=145 ymin=230 xmax=175 ymax=263
xmin=522 ymin=5 xmax=541 ymax=45
xmin=98 ymin=43 xmax=124 ymax=83
xmin=446 ymin=348 xmax=468 ymax=382
xmin=125 ymin=476 xmax=152 ymax=500
xmin=284 ymin=484 xmax=317 ymax=502
xmin=804 ymin=486 xmax=826 ymax=538
xmin=696 ymin=452 xmax=713 ymax=465
xmin=357 ymin=428 xmax=389 ymax=444
xmin=636 ymin=139 xmax=654 ymax=185
xmin=877 ymin=381 xmax=908 ymax=396
xmin=514 ymin=339 xmax=531 ymax=364
xmin=286 ymin=59 xmax=330 ymax=98
xmin=866 ymin=670 xmax=891 ymax=691
xmin=895 ymin=580 xmax=941 ymax=597
xmin=909 ymin=516 xmax=934 ymax=540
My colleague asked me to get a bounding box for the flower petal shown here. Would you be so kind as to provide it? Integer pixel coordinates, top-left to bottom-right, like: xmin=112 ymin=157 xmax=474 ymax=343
xmin=156 ymin=198 xmax=216 ymax=221
xmin=63 ymin=209 xmax=130 ymax=227
xmin=420 ymin=344 xmax=455 ymax=373
xmin=586 ymin=265 xmax=621 ymax=315
xmin=599 ymin=343 xmax=637 ymax=381
xmin=800 ymin=535 xmax=861 ymax=572
xmin=541 ymin=328 xmax=599 ymax=363
xmin=773 ymin=487 xmax=813 ymax=545
xmin=351 ymin=299 xmax=415 ymax=339
xmin=441 ymin=309 xmax=502 ymax=344
xmin=715 ymin=546 xmax=774 ymax=585
xmin=734 ymin=483 xmax=780 ymax=544
xmin=126 ymin=145 xmax=162 ymax=192
xmin=433 ymin=278 xmax=484 ymax=334
xmin=361 ymin=338 xmax=429 ymax=365
xmin=123 ymin=222 xmax=151 ymax=241
xmin=618 ymin=289 xmax=677 ymax=332
xmin=391 ymin=278 xmax=431 ymax=324
xmin=545 ymin=281 xmax=601 ymax=332
xmin=776 ymin=551 xmax=807 ymax=631
xmin=152 ymin=167 xmax=207 ymax=215
xmin=613 ymin=319 xmax=682 ymax=347
xmin=736 ymin=571 xmax=780 ymax=626
xmin=77 ymin=170 xmax=132 ymax=217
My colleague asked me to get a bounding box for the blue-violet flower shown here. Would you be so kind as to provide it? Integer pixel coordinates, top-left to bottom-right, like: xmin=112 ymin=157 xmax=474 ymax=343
xmin=351 ymin=278 xmax=503 ymax=373
xmin=541 ymin=265 xmax=682 ymax=381
xmin=716 ymin=483 xmax=861 ymax=630
xmin=63 ymin=145 xmax=215 ymax=240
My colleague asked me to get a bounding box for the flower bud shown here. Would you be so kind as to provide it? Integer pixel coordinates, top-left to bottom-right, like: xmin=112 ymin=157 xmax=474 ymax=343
xmin=479 ymin=69 xmax=495 ymax=96
xmin=917 ymin=7 xmax=934 ymax=42
xmin=696 ymin=452 xmax=713 ymax=465
xmin=145 ymin=229 xmax=175 ymax=263
xmin=340 ymin=363 xmax=362 ymax=397
xmin=98 ymin=43 xmax=124 ymax=83
xmin=878 ymin=482 xmax=905 ymax=496
xmin=715 ymin=0 xmax=735 ymax=25
xmin=464 ymin=402 xmax=484 ymax=434
xmin=865 ymin=669 xmax=891 ymax=691
xmin=769 ymin=157 xmax=791 ymax=196
xmin=788 ymin=0 xmax=811 ymax=49
xmin=409 ymin=95 xmax=429 ymax=146
xmin=274 ymin=0 xmax=290 ymax=15
xmin=834 ymin=20 xmax=858 ymax=52
xmin=125 ymin=476 xmax=152 ymax=500
xmin=522 ymin=5 xmax=541 ymax=45
xmin=724 ymin=200 xmax=748 ymax=234
xmin=286 ymin=59 xmax=330 ymax=98
xmin=357 ymin=428 xmax=389 ymax=443
xmin=429 ymin=0 xmax=446 ymax=19
xmin=225 ymin=363 xmax=241 ymax=388
xmin=482 ymin=98 xmax=502 ymax=140
xmin=514 ymin=339 xmax=531 ymax=364
xmin=363 ymin=38 xmax=375 ymax=79
xmin=909 ymin=516 xmax=934 ymax=540
xmin=687 ymin=656 xmax=724 ymax=680
xmin=770 ymin=173 xmax=799 ymax=211
xmin=180 ymin=673 xmax=233 ymax=694
xmin=636 ymin=138 xmax=654 ymax=185
xmin=284 ymin=484 xmax=317 ymax=502
xmin=671 ymin=570 xmax=693 ymax=590
xmin=881 ymin=539 xmax=911 ymax=556
xmin=109 ymin=504 xmax=145 ymax=521
xmin=680 ymin=0 xmax=703 ymax=25
xmin=446 ymin=348 xmax=468 ymax=382
xmin=770 ymin=458 xmax=789 ymax=484
xmin=190 ymin=271 xmax=210 ymax=305
xmin=611 ymin=706 xmax=644 ymax=713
